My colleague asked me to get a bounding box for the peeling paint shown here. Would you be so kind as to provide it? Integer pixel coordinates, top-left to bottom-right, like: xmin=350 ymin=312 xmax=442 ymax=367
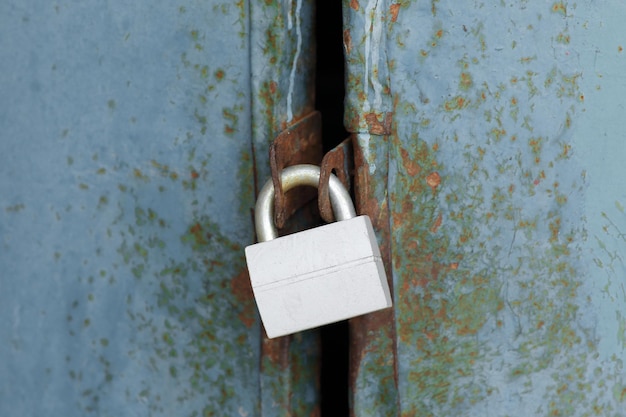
xmin=345 ymin=0 xmax=626 ymax=415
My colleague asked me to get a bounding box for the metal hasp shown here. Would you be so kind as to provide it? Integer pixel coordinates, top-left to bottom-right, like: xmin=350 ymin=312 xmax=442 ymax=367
xmin=319 ymin=137 xmax=354 ymax=223
xmin=343 ymin=1 xmax=626 ymax=416
xmin=269 ymin=111 xmax=323 ymax=229
xmin=246 ymin=164 xmax=392 ymax=338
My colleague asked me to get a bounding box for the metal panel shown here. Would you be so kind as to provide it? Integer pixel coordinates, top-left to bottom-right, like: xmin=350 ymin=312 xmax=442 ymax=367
xmin=249 ymin=1 xmax=320 ymax=416
xmin=344 ymin=1 xmax=626 ymax=416
xmin=0 ymin=1 xmax=317 ymax=416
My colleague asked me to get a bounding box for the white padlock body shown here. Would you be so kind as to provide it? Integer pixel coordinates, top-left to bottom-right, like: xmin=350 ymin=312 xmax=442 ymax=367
xmin=245 ymin=215 xmax=392 ymax=338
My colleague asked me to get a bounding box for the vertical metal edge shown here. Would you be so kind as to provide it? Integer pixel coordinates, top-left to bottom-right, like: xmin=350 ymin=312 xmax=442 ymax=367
xmin=349 ymin=132 xmax=399 ymax=417
xmin=249 ymin=1 xmax=320 ymax=416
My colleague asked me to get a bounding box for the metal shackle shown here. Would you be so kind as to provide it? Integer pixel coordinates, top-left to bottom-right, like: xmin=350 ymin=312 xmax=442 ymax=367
xmin=255 ymin=164 xmax=356 ymax=242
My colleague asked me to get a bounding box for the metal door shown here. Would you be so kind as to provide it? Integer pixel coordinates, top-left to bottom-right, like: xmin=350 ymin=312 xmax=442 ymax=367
xmin=0 ymin=1 xmax=318 ymax=416
xmin=344 ymin=1 xmax=626 ymax=416
xmin=2 ymin=1 xmax=625 ymax=416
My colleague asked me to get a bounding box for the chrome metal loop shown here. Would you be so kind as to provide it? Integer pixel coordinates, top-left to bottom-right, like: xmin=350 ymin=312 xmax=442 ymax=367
xmin=255 ymin=164 xmax=356 ymax=242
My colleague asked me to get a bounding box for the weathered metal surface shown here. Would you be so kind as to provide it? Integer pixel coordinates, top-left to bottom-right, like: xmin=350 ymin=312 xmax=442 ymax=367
xmin=250 ymin=1 xmax=320 ymax=416
xmin=344 ymin=0 xmax=626 ymax=416
xmin=343 ymin=3 xmax=398 ymax=417
xmin=0 ymin=0 xmax=317 ymax=416
xmin=351 ymin=132 xmax=399 ymax=417
xmin=251 ymin=0 xmax=317 ymax=183
xmin=342 ymin=0 xmax=393 ymax=136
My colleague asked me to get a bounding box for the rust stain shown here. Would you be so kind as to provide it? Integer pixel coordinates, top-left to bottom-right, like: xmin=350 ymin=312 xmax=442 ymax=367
xmin=459 ymin=72 xmax=473 ymax=90
xmin=551 ymin=2 xmax=567 ymax=15
xmin=261 ymin=335 xmax=289 ymax=366
xmin=343 ymin=29 xmax=352 ymax=55
xmin=426 ymin=171 xmax=441 ymax=191
xmin=390 ymin=4 xmax=400 ymax=22
xmin=189 ymin=222 xmax=208 ymax=246
xmin=269 ymin=111 xmax=323 ymax=228
xmin=430 ymin=213 xmax=443 ymax=233
xmin=365 ymin=112 xmax=393 ymax=135
xmin=319 ymin=138 xmax=353 ymax=223
xmin=230 ymin=269 xmax=256 ymax=328
xmin=350 ymin=133 xmax=398 ymax=410
xmin=444 ymin=96 xmax=468 ymax=111
xmin=400 ymin=148 xmax=421 ymax=176
xmin=350 ymin=0 xmax=360 ymax=11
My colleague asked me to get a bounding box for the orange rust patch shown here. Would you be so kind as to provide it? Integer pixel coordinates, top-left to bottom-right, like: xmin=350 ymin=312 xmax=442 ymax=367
xmin=460 ymin=72 xmax=472 ymax=90
xmin=191 ymin=170 xmax=199 ymax=179
xmin=189 ymin=222 xmax=208 ymax=246
xmin=261 ymin=336 xmax=289 ymax=366
xmin=365 ymin=112 xmax=380 ymax=132
xmin=390 ymin=3 xmax=400 ymax=22
xmin=343 ymin=29 xmax=352 ymax=55
xmin=190 ymin=223 xmax=201 ymax=234
xmin=230 ymin=269 xmax=256 ymax=328
xmin=400 ymin=148 xmax=421 ymax=177
xmin=444 ymin=96 xmax=468 ymax=111
xmin=350 ymin=0 xmax=359 ymax=11
xmin=561 ymin=143 xmax=571 ymax=157
xmin=551 ymin=2 xmax=566 ymax=14
xmin=364 ymin=112 xmax=392 ymax=135
xmin=426 ymin=171 xmax=441 ymax=190
xmin=431 ymin=213 xmax=443 ymax=233
xmin=269 ymin=81 xmax=277 ymax=94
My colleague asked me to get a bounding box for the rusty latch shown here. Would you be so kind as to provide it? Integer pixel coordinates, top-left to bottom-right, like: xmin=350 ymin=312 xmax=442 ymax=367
xmin=269 ymin=111 xmax=354 ymax=228
xmin=319 ymin=138 xmax=353 ymax=223
xmin=269 ymin=111 xmax=323 ymax=229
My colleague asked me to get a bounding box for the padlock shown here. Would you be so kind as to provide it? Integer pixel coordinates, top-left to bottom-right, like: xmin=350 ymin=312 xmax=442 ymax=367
xmin=245 ymin=164 xmax=392 ymax=338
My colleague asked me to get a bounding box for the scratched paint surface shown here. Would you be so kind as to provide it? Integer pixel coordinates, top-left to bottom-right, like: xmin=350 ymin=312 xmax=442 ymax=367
xmin=249 ymin=1 xmax=320 ymax=417
xmin=344 ymin=1 xmax=625 ymax=416
xmin=0 ymin=1 xmax=317 ymax=416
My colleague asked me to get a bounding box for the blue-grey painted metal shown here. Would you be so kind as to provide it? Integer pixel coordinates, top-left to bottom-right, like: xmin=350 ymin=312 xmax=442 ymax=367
xmin=0 ymin=1 xmax=317 ymax=416
xmin=344 ymin=0 xmax=626 ymax=416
